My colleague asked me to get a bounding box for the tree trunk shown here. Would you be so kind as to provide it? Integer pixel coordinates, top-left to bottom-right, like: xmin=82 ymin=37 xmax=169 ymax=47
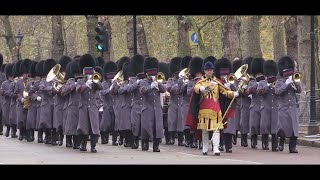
xmin=98 ymin=16 xmax=113 ymax=62
xmin=137 ymin=17 xmax=149 ymax=57
xmin=186 ymin=16 xmax=209 ymax=58
xmin=284 ymin=16 xmax=298 ymax=65
xmin=85 ymin=15 xmax=99 ymax=57
xmin=177 ymin=16 xmax=191 ymax=57
xmin=272 ymin=16 xmax=285 ymax=61
xmin=241 ymin=16 xmax=263 ymax=59
xmin=126 ymin=16 xmax=134 ymax=57
xmin=0 ymin=16 xmax=18 ymax=62
xmin=51 ymin=15 xmax=64 ymax=60
xmin=34 ymin=39 xmax=41 ymax=61
xmin=222 ymin=16 xmax=241 ymax=60
xmin=67 ymin=23 xmax=77 ymax=58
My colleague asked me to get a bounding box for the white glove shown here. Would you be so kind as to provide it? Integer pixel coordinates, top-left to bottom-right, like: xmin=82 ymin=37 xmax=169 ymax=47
xmin=99 ymin=106 xmax=103 ymax=112
xmin=86 ymin=79 xmax=93 ymax=87
xmin=233 ymin=91 xmax=239 ymax=98
xmin=137 ymin=79 xmax=141 ymax=84
xmin=267 ymin=83 xmax=271 ymax=87
xmin=224 ymin=82 xmax=231 ymax=89
xmin=285 ymin=76 xmax=293 ymax=84
xmin=200 ymin=86 xmax=208 ymax=93
xmin=21 ymin=98 xmax=25 ymax=103
xmin=109 ymin=83 xmax=114 ymax=91
xmin=211 ymin=81 xmax=217 ymax=85
xmin=151 ymin=81 xmax=158 ymax=89
xmin=248 ymin=94 xmax=252 ymax=99
xmin=36 ymin=96 xmax=42 ymax=101
xmin=184 ymin=79 xmax=189 ymax=84
xmin=242 ymin=84 xmax=248 ymax=89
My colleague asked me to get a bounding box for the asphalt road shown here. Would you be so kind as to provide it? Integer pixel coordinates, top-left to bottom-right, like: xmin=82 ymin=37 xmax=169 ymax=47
xmin=1 ymin=133 xmax=320 ymax=164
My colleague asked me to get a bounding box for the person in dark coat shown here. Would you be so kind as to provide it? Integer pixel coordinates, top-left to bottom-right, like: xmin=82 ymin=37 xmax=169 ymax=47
xmin=139 ymin=57 xmax=166 ymax=152
xmin=39 ymin=59 xmax=57 ymax=144
xmin=29 ymin=61 xmax=45 ymax=143
xmin=239 ymin=57 xmax=253 ymax=147
xmin=275 ymin=56 xmax=301 ymax=153
xmin=184 ymin=57 xmax=204 ymax=149
xmin=257 ymin=60 xmax=279 ymax=151
xmin=246 ymin=58 xmax=265 ymax=149
xmin=52 ymin=56 xmax=72 ymax=146
xmin=127 ymin=54 xmax=145 ymax=149
xmin=0 ymin=64 xmax=14 ymax=137
xmin=25 ymin=61 xmax=38 ymax=142
xmin=100 ymin=61 xmax=118 ymax=145
xmin=76 ymin=54 xmax=102 ymax=153
xmin=0 ymin=54 xmax=5 ymax=135
xmin=16 ymin=59 xmax=33 ymax=141
xmin=166 ymin=57 xmax=182 ymax=145
xmin=61 ymin=61 xmax=82 ymax=149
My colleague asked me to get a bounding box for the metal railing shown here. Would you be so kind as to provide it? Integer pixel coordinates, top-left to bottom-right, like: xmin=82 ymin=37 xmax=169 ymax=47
xmin=298 ymin=89 xmax=320 ymax=123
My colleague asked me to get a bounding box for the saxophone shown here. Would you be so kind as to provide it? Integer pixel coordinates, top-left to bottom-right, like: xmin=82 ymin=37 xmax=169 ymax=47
xmin=22 ymin=79 xmax=31 ymax=109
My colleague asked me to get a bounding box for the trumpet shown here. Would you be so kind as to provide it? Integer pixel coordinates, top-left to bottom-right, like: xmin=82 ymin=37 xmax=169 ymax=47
xmin=152 ymin=72 xmax=166 ymax=90
xmin=91 ymin=72 xmax=102 ymax=83
xmin=179 ymin=68 xmax=190 ymax=84
xmin=291 ymin=72 xmax=302 ymax=90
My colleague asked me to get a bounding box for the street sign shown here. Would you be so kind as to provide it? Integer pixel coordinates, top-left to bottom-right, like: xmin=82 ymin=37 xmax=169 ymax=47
xmin=189 ymin=31 xmax=203 ymax=46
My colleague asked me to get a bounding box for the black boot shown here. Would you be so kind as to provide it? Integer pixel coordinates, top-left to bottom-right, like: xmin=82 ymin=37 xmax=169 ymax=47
xmin=225 ymin=134 xmax=232 ymax=153
xmin=124 ymin=130 xmax=132 ymax=147
xmin=271 ymin=134 xmax=278 ymax=152
xmin=251 ymin=134 xmax=257 ymax=149
xmin=278 ymin=136 xmax=285 ymax=151
xmin=44 ymin=129 xmax=52 ymax=144
xmin=164 ymin=128 xmax=170 ymax=145
xmin=19 ymin=128 xmax=24 ymax=141
xmin=5 ymin=125 xmax=10 ymax=137
xmin=105 ymin=132 xmax=109 ymax=144
xmin=289 ymin=136 xmax=298 ymax=153
xmin=66 ymin=135 xmax=72 ymax=148
xmin=51 ymin=129 xmax=58 ymax=145
xmin=189 ymin=133 xmax=197 ymax=148
xmin=112 ymin=131 xmax=118 ymax=146
xmin=141 ymin=139 xmax=149 ymax=151
xmin=169 ymin=132 xmax=175 ymax=145
xmin=262 ymin=134 xmax=269 ymax=150
xmin=27 ymin=129 xmax=34 ymax=142
xmin=11 ymin=125 xmax=18 ymax=138
xmin=132 ymin=136 xmax=139 ymax=149
xmin=72 ymin=135 xmax=80 ymax=149
xmin=118 ymin=131 xmax=124 ymax=146
xmin=184 ymin=129 xmax=190 ymax=147
xmin=153 ymin=138 xmax=161 ymax=152
xmin=58 ymin=130 xmax=64 ymax=146
xmin=90 ymin=135 xmax=99 ymax=153
xmin=241 ymin=134 xmax=248 ymax=147
xmin=232 ymin=130 xmax=238 ymax=145
xmin=38 ymin=129 xmax=43 ymax=143
xmin=178 ymin=132 xmax=184 ymax=146
xmin=79 ymin=135 xmax=89 ymax=151
xmin=100 ymin=131 xmax=107 ymax=144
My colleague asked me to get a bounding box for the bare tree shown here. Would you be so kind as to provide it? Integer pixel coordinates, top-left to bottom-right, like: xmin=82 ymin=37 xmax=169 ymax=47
xmin=272 ymin=16 xmax=285 ymax=61
xmin=0 ymin=16 xmax=18 ymax=62
xmin=51 ymin=16 xmax=64 ymax=60
xmin=284 ymin=16 xmax=298 ymax=65
xmin=177 ymin=16 xmax=191 ymax=57
xmin=222 ymin=16 xmax=241 ymax=60
xmin=126 ymin=16 xmax=149 ymax=57
xmin=85 ymin=15 xmax=99 ymax=57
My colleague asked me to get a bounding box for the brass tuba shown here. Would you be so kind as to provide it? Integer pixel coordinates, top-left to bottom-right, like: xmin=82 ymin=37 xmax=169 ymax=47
xmin=46 ymin=64 xmax=66 ymax=91
xmin=179 ymin=68 xmax=190 ymax=84
xmin=291 ymin=72 xmax=302 ymax=90
xmin=112 ymin=70 xmax=124 ymax=85
xmin=22 ymin=79 xmax=32 ymax=109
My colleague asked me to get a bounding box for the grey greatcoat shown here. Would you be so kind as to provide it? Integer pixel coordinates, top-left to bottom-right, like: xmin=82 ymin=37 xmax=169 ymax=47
xmin=127 ymin=77 xmax=143 ymax=137
xmin=240 ymin=86 xmax=251 ymax=134
xmin=53 ymin=90 xmax=65 ymax=131
xmin=0 ymin=73 xmax=6 ymax=126
xmin=15 ymin=79 xmax=27 ymax=129
xmin=140 ymin=79 xmax=165 ymax=139
xmin=61 ymin=78 xmax=80 ymax=135
xmin=26 ymin=79 xmax=38 ymax=129
xmin=167 ymin=77 xmax=183 ymax=132
xmin=275 ymin=77 xmax=301 ymax=137
xmin=76 ymin=78 xmax=102 ymax=135
xmin=29 ymin=80 xmax=42 ymax=130
xmin=100 ymin=80 xmax=115 ymax=132
xmin=113 ymin=81 xmax=132 ymax=131
xmin=38 ymin=80 xmax=54 ymax=129
xmin=223 ymin=83 xmax=238 ymax=135
xmin=8 ymin=81 xmax=17 ymax=126
xmin=62 ymin=93 xmax=69 ymax=134
xmin=180 ymin=78 xmax=190 ymax=131
xmin=1 ymin=80 xmax=13 ymax=126
xmin=247 ymin=79 xmax=261 ymax=135
xmin=257 ymin=80 xmax=279 ymax=134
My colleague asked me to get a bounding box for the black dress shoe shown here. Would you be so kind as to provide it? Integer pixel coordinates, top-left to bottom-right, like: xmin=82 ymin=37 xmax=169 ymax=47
xmin=5 ymin=129 xmax=10 ymax=137
xmin=226 ymin=148 xmax=232 ymax=153
xmin=66 ymin=143 xmax=72 ymax=148
xmin=262 ymin=146 xmax=269 ymax=150
xmin=112 ymin=141 xmax=118 ymax=146
xmin=0 ymin=132 xmax=3 ymax=135
xmin=118 ymin=139 xmax=123 ymax=146
xmin=178 ymin=141 xmax=184 ymax=146
xmin=91 ymin=147 xmax=97 ymax=153
xmin=58 ymin=141 xmax=63 ymax=146
xmin=80 ymin=146 xmax=87 ymax=151
xmin=101 ymin=140 xmax=108 ymax=144
xmin=289 ymin=149 xmax=298 ymax=153
xmin=11 ymin=134 xmax=18 ymax=138
xmin=214 ymin=152 xmax=220 ymax=156
xmin=19 ymin=135 xmax=23 ymax=141
xmin=219 ymin=145 xmax=224 ymax=151
xmin=38 ymin=137 xmax=44 ymax=143
xmin=52 ymin=141 xmax=58 ymax=146
xmin=272 ymin=147 xmax=279 ymax=152
xmin=153 ymin=148 xmax=160 ymax=152
xmin=278 ymin=145 xmax=284 ymax=151
xmin=202 ymin=152 xmax=208 ymax=155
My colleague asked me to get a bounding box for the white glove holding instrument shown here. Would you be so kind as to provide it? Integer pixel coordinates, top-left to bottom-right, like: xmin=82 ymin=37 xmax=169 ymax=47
xmin=285 ymin=76 xmax=293 ymax=85
xmin=86 ymin=79 xmax=93 ymax=88
xmin=233 ymin=91 xmax=239 ymax=97
xmin=36 ymin=96 xmax=42 ymax=101
xmin=200 ymin=86 xmax=209 ymax=94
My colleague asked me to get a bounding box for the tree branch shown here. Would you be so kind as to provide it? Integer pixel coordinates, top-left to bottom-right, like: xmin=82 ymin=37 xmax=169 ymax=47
xmin=199 ymin=15 xmax=223 ymax=30
xmin=0 ymin=34 xmax=7 ymax=37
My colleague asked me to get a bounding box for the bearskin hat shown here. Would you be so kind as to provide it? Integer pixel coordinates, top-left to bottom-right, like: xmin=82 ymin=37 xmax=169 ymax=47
xmin=103 ymin=61 xmax=117 ymax=80
xmin=144 ymin=57 xmax=159 ymax=76
xmin=130 ymin=54 xmax=145 ymax=76
xmin=232 ymin=59 xmax=243 ymax=73
xmin=35 ymin=61 xmax=45 ymax=77
xmin=117 ymin=56 xmax=130 ymax=72
xmin=251 ymin=58 xmax=265 ymax=77
xmin=202 ymin=56 xmax=216 ymax=73
xmin=169 ymin=57 xmax=182 ymax=75
xmin=64 ymin=62 xmax=73 ymax=80
xmin=214 ymin=58 xmax=232 ymax=79
xmin=189 ymin=57 xmax=203 ymax=76
xmin=159 ymin=62 xmax=170 ymax=81
xmin=59 ymin=56 xmax=72 ymax=72
xmin=96 ymin=57 xmax=105 ymax=68
xmin=65 ymin=61 xmax=81 ymax=80
xmin=29 ymin=61 xmax=38 ymax=78
xmin=278 ymin=56 xmax=295 ymax=77
xmin=4 ymin=63 xmax=14 ymax=78
xmin=79 ymin=54 xmax=96 ymax=71
xmin=263 ymin=60 xmax=278 ymax=77
xmin=0 ymin=53 xmax=3 ymax=67
xmin=43 ymin=59 xmax=57 ymax=76
xmin=1 ymin=64 xmax=6 ymax=73
xmin=20 ymin=59 xmax=33 ymax=75
xmin=122 ymin=62 xmax=132 ymax=80
xmin=181 ymin=56 xmax=192 ymax=69
xmin=243 ymin=57 xmax=254 ymax=75
xmin=13 ymin=60 xmax=23 ymax=77
xmin=73 ymin=55 xmax=81 ymax=61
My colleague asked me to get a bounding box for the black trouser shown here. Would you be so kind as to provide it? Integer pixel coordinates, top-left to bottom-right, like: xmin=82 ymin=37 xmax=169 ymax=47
xmin=224 ymin=133 xmax=233 ymax=152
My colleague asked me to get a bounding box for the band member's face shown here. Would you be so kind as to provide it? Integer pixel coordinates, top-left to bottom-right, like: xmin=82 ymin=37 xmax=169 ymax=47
xmin=204 ymin=69 xmax=213 ymax=76
xmin=23 ymin=73 xmax=28 ymax=79
xmin=195 ymin=72 xmax=202 ymax=77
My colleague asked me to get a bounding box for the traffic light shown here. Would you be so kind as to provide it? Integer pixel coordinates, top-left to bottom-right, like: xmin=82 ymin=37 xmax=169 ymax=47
xmin=95 ymin=22 xmax=108 ymax=52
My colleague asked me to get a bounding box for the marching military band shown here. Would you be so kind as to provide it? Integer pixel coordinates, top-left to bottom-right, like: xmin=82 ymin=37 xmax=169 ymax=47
xmin=0 ymin=53 xmax=301 ymax=155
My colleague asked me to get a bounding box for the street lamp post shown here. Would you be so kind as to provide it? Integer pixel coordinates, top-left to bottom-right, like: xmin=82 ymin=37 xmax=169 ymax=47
xmin=133 ymin=15 xmax=137 ymax=55
xmin=308 ymin=15 xmax=319 ymax=135
xmin=15 ymin=31 xmax=24 ymax=60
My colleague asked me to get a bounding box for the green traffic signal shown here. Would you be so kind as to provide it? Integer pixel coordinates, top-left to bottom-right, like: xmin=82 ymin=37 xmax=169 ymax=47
xmin=96 ymin=43 xmax=104 ymax=52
